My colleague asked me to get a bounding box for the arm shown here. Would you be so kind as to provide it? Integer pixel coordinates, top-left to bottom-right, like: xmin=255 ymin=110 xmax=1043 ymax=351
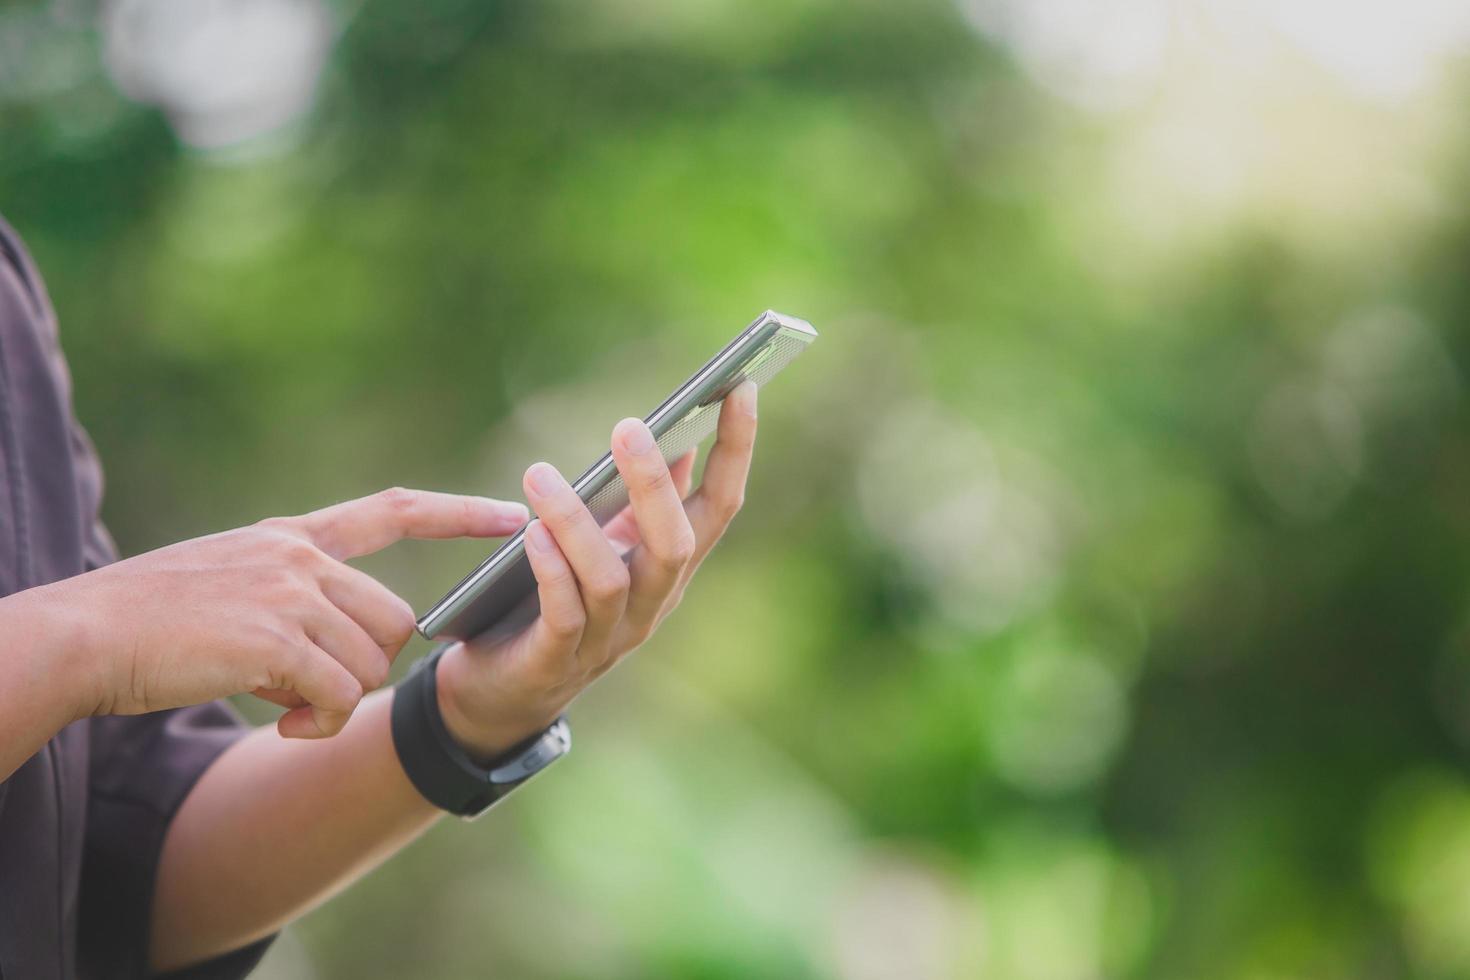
xmin=148 ymin=384 xmax=758 ymax=973
xmin=148 ymin=689 xmax=439 ymax=970
xmin=1 ymin=484 xmax=523 ymax=963
xmin=0 ymin=588 xmax=95 ymax=780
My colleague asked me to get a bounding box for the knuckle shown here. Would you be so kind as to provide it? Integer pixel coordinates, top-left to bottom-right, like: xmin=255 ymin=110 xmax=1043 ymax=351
xmin=545 ymin=607 xmax=586 ymax=640
xmin=639 ymin=462 xmax=674 ymax=494
xmin=250 ymin=667 xmax=281 ymax=693
xmin=265 ymin=530 xmax=319 ymax=568
xmin=298 ymin=581 xmax=336 ymax=620
xmin=587 ymin=564 xmax=631 ymax=603
xmin=248 ymin=647 xmax=291 ymax=690
xmin=366 ymin=656 xmax=392 ymax=690
xmin=376 ymin=486 xmax=418 ymax=514
xmin=543 ymin=494 xmax=588 ymax=527
xmin=334 ymin=675 xmax=365 ymax=711
xmin=249 ymin=524 xmax=290 ymax=550
xmin=663 ymin=527 xmax=697 ymax=567
xmin=285 ymin=628 xmax=317 ymax=666
xmin=706 ymin=495 xmax=732 ymax=523
xmin=264 ymin=575 xmax=309 ymax=613
xmin=539 ymin=561 xmax=577 ymax=591
xmin=288 ymin=538 xmax=322 ymax=568
xmin=258 ymin=632 xmax=309 ymax=688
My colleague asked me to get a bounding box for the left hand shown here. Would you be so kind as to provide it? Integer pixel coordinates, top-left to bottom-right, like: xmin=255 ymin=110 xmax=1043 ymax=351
xmin=434 ymin=381 xmax=758 ymax=759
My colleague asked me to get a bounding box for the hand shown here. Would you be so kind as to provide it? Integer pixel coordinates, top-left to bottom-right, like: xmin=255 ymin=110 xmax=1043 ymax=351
xmin=34 ymin=488 xmax=527 ymax=738
xmin=435 ymin=382 xmax=759 ymax=759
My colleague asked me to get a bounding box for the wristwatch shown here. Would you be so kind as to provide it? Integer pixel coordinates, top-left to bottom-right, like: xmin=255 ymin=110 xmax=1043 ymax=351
xmin=391 ymin=643 xmax=571 ymax=820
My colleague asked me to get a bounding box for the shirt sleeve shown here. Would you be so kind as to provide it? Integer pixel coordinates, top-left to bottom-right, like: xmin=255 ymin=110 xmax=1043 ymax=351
xmin=80 ymin=707 xmax=274 ymax=980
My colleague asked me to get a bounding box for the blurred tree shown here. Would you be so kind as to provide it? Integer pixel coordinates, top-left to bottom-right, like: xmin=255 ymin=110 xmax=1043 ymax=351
xmin=5 ymin=0 xmax=1470 ymax=977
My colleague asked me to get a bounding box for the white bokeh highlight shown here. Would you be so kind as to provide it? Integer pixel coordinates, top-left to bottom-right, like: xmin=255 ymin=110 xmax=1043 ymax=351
xmin=103 ymin=0 xmax=333 ymax=149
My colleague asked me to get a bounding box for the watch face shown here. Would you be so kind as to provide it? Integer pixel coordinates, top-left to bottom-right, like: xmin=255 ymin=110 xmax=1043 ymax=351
xmin=488 ymin=718 xmax=572 ymax=785
xmin=463 ymin=717 xmax=571 ymax=822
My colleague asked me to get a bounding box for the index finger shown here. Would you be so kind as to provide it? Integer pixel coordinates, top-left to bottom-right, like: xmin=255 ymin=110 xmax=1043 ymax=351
xmin=290 ymin=487 xmax=529 ymax=560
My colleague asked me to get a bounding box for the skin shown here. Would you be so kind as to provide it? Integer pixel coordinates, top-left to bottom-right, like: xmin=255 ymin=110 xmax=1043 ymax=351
xmin=0 ymin=382 xmax=757 ymax=973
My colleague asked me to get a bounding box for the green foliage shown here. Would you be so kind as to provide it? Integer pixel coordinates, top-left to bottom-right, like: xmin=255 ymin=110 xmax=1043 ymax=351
xmin=6 ymin=0 xmax=1470 ymax=977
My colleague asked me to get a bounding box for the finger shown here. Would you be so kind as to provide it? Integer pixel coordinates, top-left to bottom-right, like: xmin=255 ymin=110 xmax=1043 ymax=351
xmin=685 ymin=381 xmax=757 ymax=558
xmin=603 ymin=449 xmax=696 ymax=551
xmin=670 ymin=449 xmax=696 ymax=497
xmin=290 ymin=488 xmax=529 ymax=561
xmin=664 ymin=384 xmax=757 ymax=616
xmin=318 ymin=560 xmax=418 ymax=660
xmin=306 ymin=600 xmax=393 ymax=693
xmin=602 ymin=512 xmax=640 ymax=555
xmin=513 ymin=519 xmax=588 ymax=674
xmin=524 ymin=462 xmax=629 ymax=667
xmin=610 ymin=419 xmax=695 ymax=641
xmin=273 ymin=643 xmax=364 ymax=738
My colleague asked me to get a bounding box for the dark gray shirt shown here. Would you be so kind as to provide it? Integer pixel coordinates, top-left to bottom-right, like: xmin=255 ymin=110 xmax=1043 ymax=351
xmin=0 ymin=216 xmax=273 ymax=979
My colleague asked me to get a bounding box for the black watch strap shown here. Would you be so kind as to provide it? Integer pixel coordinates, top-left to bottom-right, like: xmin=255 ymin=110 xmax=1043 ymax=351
xmin=391 ymin=644 xmax=570 ymax=819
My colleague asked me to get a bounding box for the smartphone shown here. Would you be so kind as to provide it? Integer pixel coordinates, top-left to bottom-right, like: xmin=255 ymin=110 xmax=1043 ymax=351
xmin=417 ymin=310 xmax=818 ymax=642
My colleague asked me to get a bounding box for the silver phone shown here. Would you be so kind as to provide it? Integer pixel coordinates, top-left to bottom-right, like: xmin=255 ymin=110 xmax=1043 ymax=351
xmin=417 ymin=310 xmax=818 ymax=642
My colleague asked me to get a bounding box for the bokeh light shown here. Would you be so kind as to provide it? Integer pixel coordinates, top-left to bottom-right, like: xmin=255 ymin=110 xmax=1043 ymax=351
xmin=6 ymin=0 xmax=1470 ymax=977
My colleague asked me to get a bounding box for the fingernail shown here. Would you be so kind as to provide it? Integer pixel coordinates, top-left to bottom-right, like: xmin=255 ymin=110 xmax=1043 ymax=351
xmin=620 ymin=419 xmax=655 ymax=455
xmin=525 ymin=520 xmax=553 ymax=553
xmin=497 ymin=500 xmax=530 ymax=523
xmin=527 ymin=462 xmax=563 ymax=496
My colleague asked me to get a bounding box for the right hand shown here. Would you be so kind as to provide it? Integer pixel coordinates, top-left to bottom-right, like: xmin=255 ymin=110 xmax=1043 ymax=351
xmin=31 ymin=488 xmax=527 ymax=738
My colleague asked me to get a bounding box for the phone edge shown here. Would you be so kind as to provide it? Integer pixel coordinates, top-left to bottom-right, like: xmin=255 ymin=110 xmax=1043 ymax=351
xmin=415 ymin=310 xmax=816 ymax=640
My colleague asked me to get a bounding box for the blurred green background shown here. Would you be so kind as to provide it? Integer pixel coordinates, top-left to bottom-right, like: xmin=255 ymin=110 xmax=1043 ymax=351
xmin=7 ymin=0 xmax=1470 ymax=977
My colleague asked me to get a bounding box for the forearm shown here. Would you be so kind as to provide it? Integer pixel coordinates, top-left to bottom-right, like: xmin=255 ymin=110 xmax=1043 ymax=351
xmin=0 ymin=585 xmax=91 ymax=781
xmin=149 ymin=688 xmax=442 ymax=973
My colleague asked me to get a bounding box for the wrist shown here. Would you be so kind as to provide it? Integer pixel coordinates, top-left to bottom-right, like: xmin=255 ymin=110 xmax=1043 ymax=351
xmin=434 ymin=643 xmax=560 ymax=763
xmin=6 ymin=581 xmax=100 ymax=726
